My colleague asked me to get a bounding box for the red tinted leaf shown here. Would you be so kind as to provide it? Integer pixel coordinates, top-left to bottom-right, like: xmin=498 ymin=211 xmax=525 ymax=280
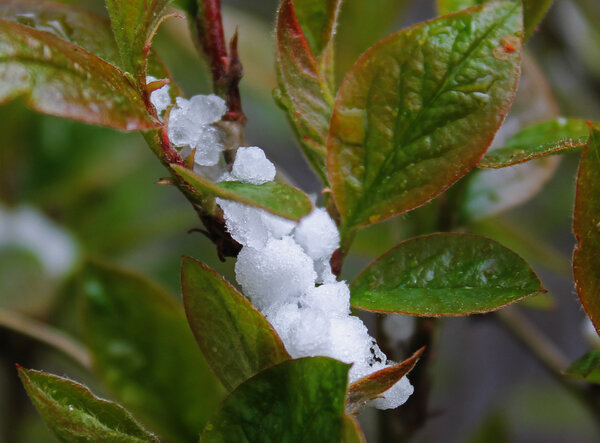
xmin=346 ymin=347 xmax=424 ymax=413
xmin=182 ymin=257 xmax=290 ymax=391
xmin=0 ymin=19 xmax=158 ymax=131
xmin=573 ymin=125 xmax=600 ymax=335
xmin=327 ymin=0 xmax=523 ymax=229
xmin=275 ymin=0 xmax=335 ymax=182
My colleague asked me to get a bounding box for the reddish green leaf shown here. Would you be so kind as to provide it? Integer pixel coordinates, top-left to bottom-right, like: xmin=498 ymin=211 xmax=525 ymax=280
xmin=565 ymin=350 xmax=600 ymax=385
xmin=182 ymin=257 xmax=290 ymax=391
xmin=200 ymin=357 xmax=349 ymax=443
xmin=574 ymin=125 xmax=600 ymax=335
xmin=327 ymin=0 xmax=522 ymax=230
xmin=346 ymin=347 xmax=424 ymax=413
xmin=0 ymin=19 xmax=158 ymax=131
xmin=478 ymin=118 xmax=589 ymax=168
xmin=81 ymin=261 xmax=224 ymax=443
xmin=351 ymin=233 xmax=544 ymax=316
xmin=437 ymin=0 xmax=553 ymax=40
xmin=292 ymin=0 xmax=341 ymax=57
xmin=0 ymin=0 xmax=120 ymax=66
xmin=275 ymin=0 xmax=335 ymax=183
xmin=172 ymin=164 xmax=313 ymax=220
xmin=342 ymin=415 xmax=366 ymax=443
xmin=105 ymin=0 xmax=172 ymax=86
xmin=0 ymin=0 xmax=181 ymax=96
xmin=18 ymin=367 xmax=158 ymax=443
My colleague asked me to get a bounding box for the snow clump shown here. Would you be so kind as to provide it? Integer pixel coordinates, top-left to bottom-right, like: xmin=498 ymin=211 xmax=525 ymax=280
xmin=158 ymin=92 xmax=414 ymax=409
xmin=167 ymin=92 xmax=228 ymax=168
xmin=216 ymin=145 xmax=414 ymax=410
xmin=146 ymin=76 xmax=172 ymax=118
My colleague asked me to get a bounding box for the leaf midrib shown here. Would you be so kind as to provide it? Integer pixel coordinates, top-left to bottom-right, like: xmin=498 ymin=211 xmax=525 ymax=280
xmin=347 ymin=2 xmax=518 ymax=226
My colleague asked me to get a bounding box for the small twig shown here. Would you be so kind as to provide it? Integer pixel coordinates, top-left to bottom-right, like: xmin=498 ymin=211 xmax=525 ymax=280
xmin=496 ymin=307 xmax=600 ymax=424
xmin=0 ymin=308 xmax=92 ymax=371
xmin=495 ymin=307 xmax=568 ymax=373
xmin=195 ymin=0 xmax=246 ymax=123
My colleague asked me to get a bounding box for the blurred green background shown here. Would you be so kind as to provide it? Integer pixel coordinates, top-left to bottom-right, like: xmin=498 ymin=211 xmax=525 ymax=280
xmin=1 ymin=0 xmax=600 ymax=441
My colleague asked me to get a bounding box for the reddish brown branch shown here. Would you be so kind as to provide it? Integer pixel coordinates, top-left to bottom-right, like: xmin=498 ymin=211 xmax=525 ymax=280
xmin=196 ymin=0 xmax=245 ymax=123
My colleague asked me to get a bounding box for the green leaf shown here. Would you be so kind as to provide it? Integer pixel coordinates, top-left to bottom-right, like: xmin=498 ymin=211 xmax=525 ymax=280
xmin=0 ymin=19 xmax=159 ymax=131
xmin=292 ymin=0 xmax=341 ymax=57
xmin=328 ymin=0 xmax=522 ymax=230
xmin=342 ymin=415 xmax=366 ymax=443
xmin=200 ymin=357 xmax=349 ymax=443
xmin=0 ymin=0 xmax=181 ymax=97
xmin=478 ymin=118 xmax=589 ymax=168
xmin=437 ymin=0 xmax=552 ymax=40
xmin=181 ymin=257 xmax=290 ymax=391
xmin=172 ymin=164 xmax=313 ymax=220
xmin=564 ymin=350 xmax=600 ymax=385
xmin=18 ymin=367 xmax=158 ymax=442
xmin=275 ymin=0 xmax=335 ymax=183
xmin=81 ymin=261 xmax=224 ymax=443
xmin=346 ymin=347 xmax=423 ymax=413
xmin=104 ymin=0 xmax=171 ymax=86
xmin=574 ymin=125 xmax=600 ymax=336
xmin=0 ymin=0 xmax=120 ymax=66
xmin=350 ymin=233 xmax=544 ymax=316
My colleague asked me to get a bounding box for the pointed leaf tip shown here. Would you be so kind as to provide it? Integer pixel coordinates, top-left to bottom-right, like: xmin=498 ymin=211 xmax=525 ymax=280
xmin=182 ymin=257 xmax=290 ymax=391
xmin=18 ymin=367 xmax=158 ymax=442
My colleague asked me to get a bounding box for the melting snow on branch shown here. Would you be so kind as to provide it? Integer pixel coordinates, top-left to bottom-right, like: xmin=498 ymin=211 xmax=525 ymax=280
xmin=164 ymin=93 xmax=414 ymax=409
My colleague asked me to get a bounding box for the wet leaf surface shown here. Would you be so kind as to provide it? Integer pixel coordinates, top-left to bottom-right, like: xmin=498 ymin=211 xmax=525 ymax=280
xmin=182 ymin=257 xmax=290 ymax=391
xmin=200 ymin=357 xmax=349 ymax=443
xmin=328 ymin=0 xmax=522 ymax=229
xmin=351 ymin=233 xmax=544 ymax=316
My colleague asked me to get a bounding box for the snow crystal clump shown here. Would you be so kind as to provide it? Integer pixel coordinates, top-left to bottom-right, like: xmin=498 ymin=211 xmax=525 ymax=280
xmin=231 ymin=146 xmax=276 ymax=185
xmin=235 ymin=236 xmax=316 ymax=311
xmin=215 ymin=199 xmax=295 ymax=249
xmin=294 ymin=207 xmax=340 ymax=262
xmin=146 ymin=76 xmax=172 ymax=118
xmin=215 ymin=146 xmax=413 ymax=410
xmin=167 ymin=94 xmax=227 ymax=167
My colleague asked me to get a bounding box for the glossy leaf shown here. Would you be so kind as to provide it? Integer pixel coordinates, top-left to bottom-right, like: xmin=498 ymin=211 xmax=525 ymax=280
xmin=18 ymin=367 xmax=158 ymax=442
xmin=346 ymin=347 xmax=424 ymax=413
xmin=292 ymin=0 xmax=341 ymax=57
xmin=574 ymin=125 xmax=600 ymax=335
xmin=564 ymin=350 xmax=600 ymax=385
xmin=437 ymin=0 xmax=553 ymax=40
xmin=327 ymin=0 xmax=522 ymax=230
xmin=0 ymin=0 xmax=180 ymax=95
xmin=0 ymin=20 xmax=158 ymax=131
xmin=81 ymin=261 xmax=224 ymax=443
xmin=342 ymin=415 xmax=366 ymax=443
xmin=275 ymin=0 xmax=335 ymax=183
xmin=200 ymin=357 xmax=349 ymax=443
xmin=478 ymin=118 xmax=589 ymax=168
xmin=172 ymin=164 xmax=313 ymax=220
xmin=351 ymin=233 xmax=544 ymax=316
xmin=0 ymin=0 xmax=120 ymax=66
xmin=105 ymin=0 xmax=171 ymax=85
xmin=182 ymin=257 xmax=290 ymax=391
